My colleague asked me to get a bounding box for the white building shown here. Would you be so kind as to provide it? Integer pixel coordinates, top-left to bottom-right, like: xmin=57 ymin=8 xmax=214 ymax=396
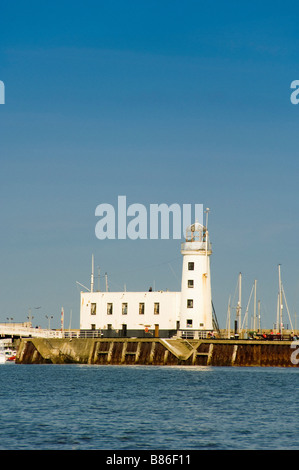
xmin=80 ymin=222 xmax=214 ymax=339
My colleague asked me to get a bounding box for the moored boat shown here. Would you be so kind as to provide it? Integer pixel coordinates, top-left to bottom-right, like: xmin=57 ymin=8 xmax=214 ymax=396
xmin=4 ymin=349 xmax=16 ymax=362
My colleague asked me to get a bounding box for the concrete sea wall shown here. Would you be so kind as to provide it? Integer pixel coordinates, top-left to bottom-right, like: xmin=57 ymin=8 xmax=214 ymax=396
xmin=15 ymin=338 xmax=299 ymax=367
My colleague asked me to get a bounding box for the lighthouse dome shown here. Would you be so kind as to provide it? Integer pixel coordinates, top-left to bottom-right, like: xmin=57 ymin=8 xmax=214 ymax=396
xmin=186 ymin=222 xmax=204 ymax=232
xmin=185 ymin=222 xmax=206 ymax=242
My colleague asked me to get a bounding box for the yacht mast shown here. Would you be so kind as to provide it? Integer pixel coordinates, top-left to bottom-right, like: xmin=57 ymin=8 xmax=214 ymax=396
xmin=278 ymin=264 xmax=283 ymax=335
xmin=253 ymin=279 xmax=257 ymax=331
xmin=236 ymin=272 xmax=242 ymax=335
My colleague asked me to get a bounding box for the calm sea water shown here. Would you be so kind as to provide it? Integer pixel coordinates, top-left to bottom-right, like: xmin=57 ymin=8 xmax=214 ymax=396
xmin=0 ymin=364 xmax=299 ymax=450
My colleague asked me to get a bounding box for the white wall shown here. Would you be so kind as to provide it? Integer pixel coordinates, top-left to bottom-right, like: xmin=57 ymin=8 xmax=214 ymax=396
xmin=80 ymin=291 xmax=181 ymax=331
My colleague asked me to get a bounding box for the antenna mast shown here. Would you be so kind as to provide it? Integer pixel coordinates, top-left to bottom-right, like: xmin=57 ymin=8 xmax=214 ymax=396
xmin=91 ymin=254 xmax=94 ymax=293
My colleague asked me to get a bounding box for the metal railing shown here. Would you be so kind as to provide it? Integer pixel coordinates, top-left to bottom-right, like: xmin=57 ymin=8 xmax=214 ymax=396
xmin=0 ymin=325 xmax=64 ymax=338
xmin=0 ymin=325 xmax=213 ymax=341
xmin=0 ymin=325 xmax=103 ymax=339
xmin=178 ymin=329 xmax=213 ymax=340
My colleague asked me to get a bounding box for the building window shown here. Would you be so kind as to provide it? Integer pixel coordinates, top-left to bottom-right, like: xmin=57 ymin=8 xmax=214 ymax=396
xmin=188 ymin=262 xmax=194 ymax=270
xmin=107 ymin=303 xmax=113 ymax=315
xmin=186 ymin=319 xmax=193 ymax=328
xmin=122 ymin=303 xmax=128 ymax=315
xmin=188 ymin=280 xmax=194 ymax=288
xmin=91 ymin=303 xmax=97 ymax=315
xmin=187 ymin=299 xmax=193 ymax=308
xmin=154 ymin=302 xmax=160 ymax=315
xmin=107 ymin=324 xmax=112 ymax=330
xmin=91 ymin=324 xmax=96 ymax=330
xmin=139 ymin=303 xmax=145 ymax=315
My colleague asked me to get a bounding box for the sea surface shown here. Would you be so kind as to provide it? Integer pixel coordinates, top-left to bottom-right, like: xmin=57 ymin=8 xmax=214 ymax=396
xmin=0 ymin=364 xmax=299 ymax=450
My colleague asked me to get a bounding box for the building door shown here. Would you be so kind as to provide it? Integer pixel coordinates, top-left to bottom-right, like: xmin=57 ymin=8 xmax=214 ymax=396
xmin=154 ymin=324 xmax=159 ymax=338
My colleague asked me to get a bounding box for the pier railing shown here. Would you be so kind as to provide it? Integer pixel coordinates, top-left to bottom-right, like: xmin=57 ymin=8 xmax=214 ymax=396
xmin=0 ymin=324 xmax=81 ymax=339
xmin=0 ymin=325 xmax=214 ymax=340
xmin=178 ymin=329 xmax=213 ymax=340
xmin=0 ymin=324 xmax=65 ymax=338
xmin=0 ymin=324 xmax=108 ymax=339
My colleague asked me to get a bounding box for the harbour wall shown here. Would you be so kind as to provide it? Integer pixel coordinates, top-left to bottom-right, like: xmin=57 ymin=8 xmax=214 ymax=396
xmin=15 ymin=337 xmax=299 ymax=367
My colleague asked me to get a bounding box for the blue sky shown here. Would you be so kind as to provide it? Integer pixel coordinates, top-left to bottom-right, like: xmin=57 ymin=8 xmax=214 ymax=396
xmin=1 ymin=1 xmax=299 ymax=329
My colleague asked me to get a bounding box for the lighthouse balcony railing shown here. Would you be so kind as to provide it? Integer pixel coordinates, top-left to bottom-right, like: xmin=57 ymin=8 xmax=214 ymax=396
xmin=181 ymin=241 xmax=212 ymax=251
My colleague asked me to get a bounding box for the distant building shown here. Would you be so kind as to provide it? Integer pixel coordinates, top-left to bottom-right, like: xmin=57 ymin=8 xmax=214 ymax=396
xmin=80 ymin=222 xmax=214 ymax=339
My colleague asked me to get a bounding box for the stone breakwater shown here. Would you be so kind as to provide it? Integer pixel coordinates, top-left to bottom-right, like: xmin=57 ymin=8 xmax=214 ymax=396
xmin=15 ymin=337 xmax=299 ymax=367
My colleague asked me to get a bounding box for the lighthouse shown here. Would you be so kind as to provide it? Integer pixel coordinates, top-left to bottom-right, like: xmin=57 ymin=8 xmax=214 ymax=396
xmin=179 ymin=217 xmax=213 ymax=338
xmin=80 ymin=211 xmax=215 ymax=339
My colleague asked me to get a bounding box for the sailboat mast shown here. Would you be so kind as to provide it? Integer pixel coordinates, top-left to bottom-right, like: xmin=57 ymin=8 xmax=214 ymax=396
xmin=253 ymin=279 xmax=257 ymax=331
xmin=237 ymin=272 xmax=242 ymax=335
xmin=205 ymin=208 xmax=210 ymax=275
xmin=226 ymin=295 xmax=231 ymax=339
xmin=276 ymin=293 xmax=280 ymax=334
xmin=278 ymin=264 xmax=283 ymax=335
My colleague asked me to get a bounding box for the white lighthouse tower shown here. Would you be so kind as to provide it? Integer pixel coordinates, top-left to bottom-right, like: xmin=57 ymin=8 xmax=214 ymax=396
xmin=179 ymin=213 xmax=213 ymax=339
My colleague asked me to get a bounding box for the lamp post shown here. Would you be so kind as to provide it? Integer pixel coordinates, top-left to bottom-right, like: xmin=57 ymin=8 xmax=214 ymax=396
xmin=27 ymin=306 xmax=41 ymax=327
xmin=27 ymin=315 xmax=34 ymax=326
xmin=45 ymin=315 xmax=53 ymax=330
